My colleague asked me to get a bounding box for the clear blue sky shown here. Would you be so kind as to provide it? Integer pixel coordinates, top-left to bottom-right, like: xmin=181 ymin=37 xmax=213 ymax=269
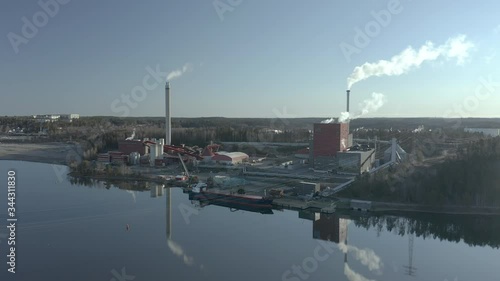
xmin=1 ymin=0 xmax=499 ymax=118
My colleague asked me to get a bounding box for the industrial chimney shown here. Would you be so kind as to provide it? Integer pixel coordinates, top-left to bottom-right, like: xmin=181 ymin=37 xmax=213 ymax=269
xmin=165 ymin=82 xmax=171 ymax=145
xmin=346 ymin=90 xmax=350 ymax=112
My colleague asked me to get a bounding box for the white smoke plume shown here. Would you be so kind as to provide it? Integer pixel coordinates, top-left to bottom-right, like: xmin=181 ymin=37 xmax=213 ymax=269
xmin=359 ymin=92 xmax=386 ymax=116
xmin=347 ymin=34 xmax=474 ymax=89
xmin=125 ymin=128 xmax=136 ymax=140
xmin=321 ymin=118 xmax=335 ymax=124
xmin=344 ymin=263 xmax=377 ymax=281
xmin=167 ymin=239 xmax=194 ymax=266
xmin=338 ymin=242 xmax=384 ymax=272
xmin=338 ymin=92 xmax=386 ymax=122
xmin=167 ymin=63 xmax=193 ymax=81
xmin=126 ymin=190 xmax=136 ymax=203
xmin=338 ymin=112 xmax=350 ymax=123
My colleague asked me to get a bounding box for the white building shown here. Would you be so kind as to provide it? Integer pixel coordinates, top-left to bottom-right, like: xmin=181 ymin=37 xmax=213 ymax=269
xmin=464 ymin=128 xmax=500 ymax=137
xmin=33 ymin=114 xmax=79 ymax=122
xmin=211 ymin=152 xmax=249 ymax=165
xmin=33 ymin=114 xmax=60 ymax=122
xmin=60 ymin=114 xmax=80 ymax=122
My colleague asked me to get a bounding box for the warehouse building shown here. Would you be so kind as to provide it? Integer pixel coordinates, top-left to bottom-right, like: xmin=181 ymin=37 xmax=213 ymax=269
xmin=296 ymin=181 xmax=321 ymax=195
xmin=211 ymin=152 xmax=249 ymax=165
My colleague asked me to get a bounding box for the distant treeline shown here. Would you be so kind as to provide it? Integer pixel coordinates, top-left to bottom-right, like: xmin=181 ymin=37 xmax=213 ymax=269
xmin=2 ymin=116 xmax=500 ymax=133
xmin=349 ymin=213 xmax=500 ymax=248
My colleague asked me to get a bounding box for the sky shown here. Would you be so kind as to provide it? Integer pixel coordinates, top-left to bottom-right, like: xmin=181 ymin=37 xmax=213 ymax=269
xmin=1 ymin=0 xmax=499 ymax=118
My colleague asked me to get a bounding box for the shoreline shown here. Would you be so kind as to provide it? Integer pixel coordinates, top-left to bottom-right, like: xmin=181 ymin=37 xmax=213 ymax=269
xmin=0 ymin=142 xmax=76 ymax=165
xmin=2 ymin=142 xmax=500 ymax=216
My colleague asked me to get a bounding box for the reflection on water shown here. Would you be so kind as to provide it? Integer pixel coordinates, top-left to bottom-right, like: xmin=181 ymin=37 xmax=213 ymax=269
xmin=58 ymin=170 xmax=500 ymax=281
xmin=299 ymin=211 xmax=382 ymax=281
xmin=350 ymin=213 xmax=500 ymax=248
xmin=71 ymin=177 xmax=500 ymax=250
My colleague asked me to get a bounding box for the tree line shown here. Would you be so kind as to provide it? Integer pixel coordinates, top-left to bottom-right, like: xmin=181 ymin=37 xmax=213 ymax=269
xmin=340 ymin=137 xmax=500 ymax=206
xmin=349 ymin=213 xmax=500 ymax=248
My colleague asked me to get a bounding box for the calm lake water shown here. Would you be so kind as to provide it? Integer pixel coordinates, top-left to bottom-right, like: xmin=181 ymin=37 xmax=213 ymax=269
xmin=1 ymin=160 xmax=500 ymax=281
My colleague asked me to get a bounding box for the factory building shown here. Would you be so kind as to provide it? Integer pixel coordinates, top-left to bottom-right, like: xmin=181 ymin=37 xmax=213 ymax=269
xmin=97 ymin=153 xmax=110 ymax=163
xmin=296 ymin=181 xmax=321 ymax=195
xmin=312 ymin=122 xmax=353 ymax=170
xmin=108 ymin=151 xmax=128 ymax=165
xmin=200 ymin=144 xmax=221 ymax=162
xmin=336 ymin=149 xmax=376 ymax=174
xmin=313 ymin=123 xmax=350 ymax=157
xmin=211 ymin=152 xmax=249 ymax=165
xmin=118 ymin=140 xmax=147 ymax=155
xmin=294 ymin=148 xmax=310 ymax=159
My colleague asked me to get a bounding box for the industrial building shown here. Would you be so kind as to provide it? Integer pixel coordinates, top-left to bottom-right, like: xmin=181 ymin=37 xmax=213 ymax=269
xmin=312 ymin=121 xmax=355 ymax=171
xmin=118 ymin=139 xmax=147 ymax=155
xmin=294 ymin=147 xmax=310 ymax=159
xmin=336 ymin=149 xmax=376 ymax=174
xmin=295 ymin=181 xmax=321 ymax=195
xmin=313 ymin=122 xmax=350 ymax=157
xmin=211 ymin=152 xmax=249 ymax=165
xmin=200 ymin=144 xmax=221 ymax=162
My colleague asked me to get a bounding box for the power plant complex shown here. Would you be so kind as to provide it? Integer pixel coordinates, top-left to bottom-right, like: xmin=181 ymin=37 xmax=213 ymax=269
xmin=96 ymin=79 xmax=400 ymax=178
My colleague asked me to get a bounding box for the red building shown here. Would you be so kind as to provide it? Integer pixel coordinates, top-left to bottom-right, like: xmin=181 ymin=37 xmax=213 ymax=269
xmin=118 ymin=140 xmax=147 ymax=155
xmin=313 ymin=123 xmax=349 ymax=157
xmin=108 ymin=151 xmax=128 ymax=165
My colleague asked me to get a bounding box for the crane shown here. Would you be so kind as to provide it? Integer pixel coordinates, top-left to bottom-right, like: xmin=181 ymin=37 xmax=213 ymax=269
xmin=163 ymin=145 xmax=203 ymax=181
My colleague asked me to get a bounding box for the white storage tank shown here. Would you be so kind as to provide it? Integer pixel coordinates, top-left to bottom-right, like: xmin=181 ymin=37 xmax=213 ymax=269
xmin=129 ymin=152 xmax=140 ymax=165
xmin=150 ymin=145 xmax=157 ymax=166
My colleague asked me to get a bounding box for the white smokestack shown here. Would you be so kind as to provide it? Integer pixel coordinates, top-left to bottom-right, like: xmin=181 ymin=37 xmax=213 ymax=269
xmin=346 ymin=90 xmax=350 ymax=112
xmin=165 ymin=82 xmax=171 ymax=145
xmin=347 ymin=34 xmax=474 ymax=89
xmin=163 ymin=63 xmax=193 ymax=146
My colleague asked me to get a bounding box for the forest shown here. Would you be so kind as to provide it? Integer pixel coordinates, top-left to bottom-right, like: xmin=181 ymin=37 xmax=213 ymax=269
xmin=348 ymin=213 xmax=500 ymax=248
xmin=339 ymin=137 xmax=500 ymax=206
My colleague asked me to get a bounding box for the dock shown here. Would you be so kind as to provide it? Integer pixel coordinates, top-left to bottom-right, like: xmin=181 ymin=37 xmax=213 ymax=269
xmin=272 ymin=198 xmax=337 ymax=213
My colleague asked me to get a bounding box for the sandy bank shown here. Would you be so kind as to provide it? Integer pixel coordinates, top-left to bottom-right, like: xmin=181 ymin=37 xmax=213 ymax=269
xmin=0 ymin=142 xmax=77 ymax=165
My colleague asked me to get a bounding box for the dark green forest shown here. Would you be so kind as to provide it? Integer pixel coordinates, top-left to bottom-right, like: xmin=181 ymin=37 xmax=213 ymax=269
xmin=339 ymin=137 xmax=500 ymax=206
xmin=349 ymin=213 xmax=500 ymax=248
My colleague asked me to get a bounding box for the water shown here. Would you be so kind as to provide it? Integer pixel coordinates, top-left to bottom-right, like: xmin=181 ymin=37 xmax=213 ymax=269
xmin=1 ymin=161 xmax=499 ymax=281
